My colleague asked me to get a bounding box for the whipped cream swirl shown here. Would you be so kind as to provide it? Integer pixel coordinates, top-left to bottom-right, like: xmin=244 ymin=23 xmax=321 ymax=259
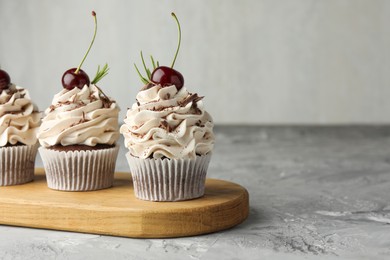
xmin=38 ymin=85 xmax=119 ymax=148
xmin=0 ymin=85 xmax=41 ymax=146
xmin=120 ymin=84 xmax=214 ymax=159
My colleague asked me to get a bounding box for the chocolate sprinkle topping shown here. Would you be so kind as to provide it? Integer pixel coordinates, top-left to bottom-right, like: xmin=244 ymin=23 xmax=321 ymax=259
xmin=179 ymin=93 xmax=204 ymax=107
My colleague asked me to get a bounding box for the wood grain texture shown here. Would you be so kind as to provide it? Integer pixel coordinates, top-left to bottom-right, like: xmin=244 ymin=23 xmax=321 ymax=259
xmin=0 ymin=168 xmax=249 ymax=238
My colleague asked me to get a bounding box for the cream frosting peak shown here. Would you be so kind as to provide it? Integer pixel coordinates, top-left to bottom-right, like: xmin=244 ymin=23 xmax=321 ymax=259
xmin=0 ymin=85 xmax=41 ymax=146
xmin=37 ymin=84 xmax=119 ymax=147
xmin=120 ymin=84 xmax=214 ymax=159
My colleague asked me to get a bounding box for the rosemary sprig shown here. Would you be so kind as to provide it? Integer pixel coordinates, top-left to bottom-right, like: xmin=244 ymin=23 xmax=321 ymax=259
xmin=90 ymin=63 xmax=112 ymax=107
xmin=91 ymin=63 xmax=109 ymax=84
xmin=140 ymin=51 xmax=151 ymax=79
xmin=150 ymin=55 xmax=156 ymax=70
xmin=134 ymin=52 xmax=159 ymax=85
xmin=134 ymin=64 xmax=149 ymax=84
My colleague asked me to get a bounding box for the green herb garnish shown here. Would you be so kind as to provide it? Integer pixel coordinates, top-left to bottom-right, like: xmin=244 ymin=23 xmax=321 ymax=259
xmin=91 ymin=63 xmax=109 ymax=84
xmin=133 ymin=52 xmax=159 ymax=85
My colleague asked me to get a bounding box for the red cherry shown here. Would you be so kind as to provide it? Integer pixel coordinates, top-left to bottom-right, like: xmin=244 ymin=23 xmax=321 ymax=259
xmin=151 ymin=66 xmax=184 ymax=90
xmin=61 ymin=11 xmax=97 ymax=91
xmin=0 ymin=69 xmax=11 ymax=91
xmin=61 ymin=68 xmax=90 ymax=90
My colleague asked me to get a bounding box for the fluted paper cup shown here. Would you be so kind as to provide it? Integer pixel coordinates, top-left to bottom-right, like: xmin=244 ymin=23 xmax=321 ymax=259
xmin=39 ymin=146 xmax=119 ymax=191
xmin=126 ymin=153 xmax=212 ymax=201
xmin=0 ymin=143 xmax=39 ymax=186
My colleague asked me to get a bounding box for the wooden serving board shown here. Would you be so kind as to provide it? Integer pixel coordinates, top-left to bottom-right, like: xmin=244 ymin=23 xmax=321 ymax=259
xmin=0 ymin=168 xmax=249 ymax=238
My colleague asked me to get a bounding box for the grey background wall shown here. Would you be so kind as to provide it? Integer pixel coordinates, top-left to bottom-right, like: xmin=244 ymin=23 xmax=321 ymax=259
xmin=0 ymin=0 xmax=389 ymax=124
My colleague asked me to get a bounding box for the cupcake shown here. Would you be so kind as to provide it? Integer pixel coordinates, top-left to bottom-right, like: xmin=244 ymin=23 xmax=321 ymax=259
xmin=121 ymin=13 xmax=215 ymax=201
xmin=37 ymin=11 xmax=120 ymax=191
xmin=0 ymin=69 xmax=41 ymax=186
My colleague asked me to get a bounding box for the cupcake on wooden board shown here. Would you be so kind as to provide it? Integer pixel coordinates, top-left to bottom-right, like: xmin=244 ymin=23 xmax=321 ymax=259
xmin=37 ymin=11 xmax=119 ymax=191
xmin=120 ymin=13 xmax=215 ymax=201
xmin=0 ymin=69 xmax=41 ymax=186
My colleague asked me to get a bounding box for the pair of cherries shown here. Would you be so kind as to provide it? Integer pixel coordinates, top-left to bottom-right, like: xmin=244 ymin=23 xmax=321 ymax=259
xmin=62 ymin=66 xmax=184 ymax=91
xmin=62 ymin=11 xmax=184 ymax=91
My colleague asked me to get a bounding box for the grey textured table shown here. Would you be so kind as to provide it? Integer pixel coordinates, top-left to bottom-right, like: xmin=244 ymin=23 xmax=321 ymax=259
xmin=1 ymin=126 xmax=390 ymax=260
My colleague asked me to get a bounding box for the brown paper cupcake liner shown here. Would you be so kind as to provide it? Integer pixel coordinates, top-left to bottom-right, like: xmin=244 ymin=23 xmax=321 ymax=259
xmin=126 ymin=153 xmax=212 ymax=201
xmin=0 ymin=143 xmax=39 ymax=186
xmin=39 ymin=146 xmax=119 ymax=191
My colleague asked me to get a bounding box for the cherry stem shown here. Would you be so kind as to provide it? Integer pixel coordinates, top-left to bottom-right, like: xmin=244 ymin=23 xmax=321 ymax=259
xmin=75 ymin=11 xmax=97 ymax=74
xmin=170 ymin=12 xmax=181 ymax=68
